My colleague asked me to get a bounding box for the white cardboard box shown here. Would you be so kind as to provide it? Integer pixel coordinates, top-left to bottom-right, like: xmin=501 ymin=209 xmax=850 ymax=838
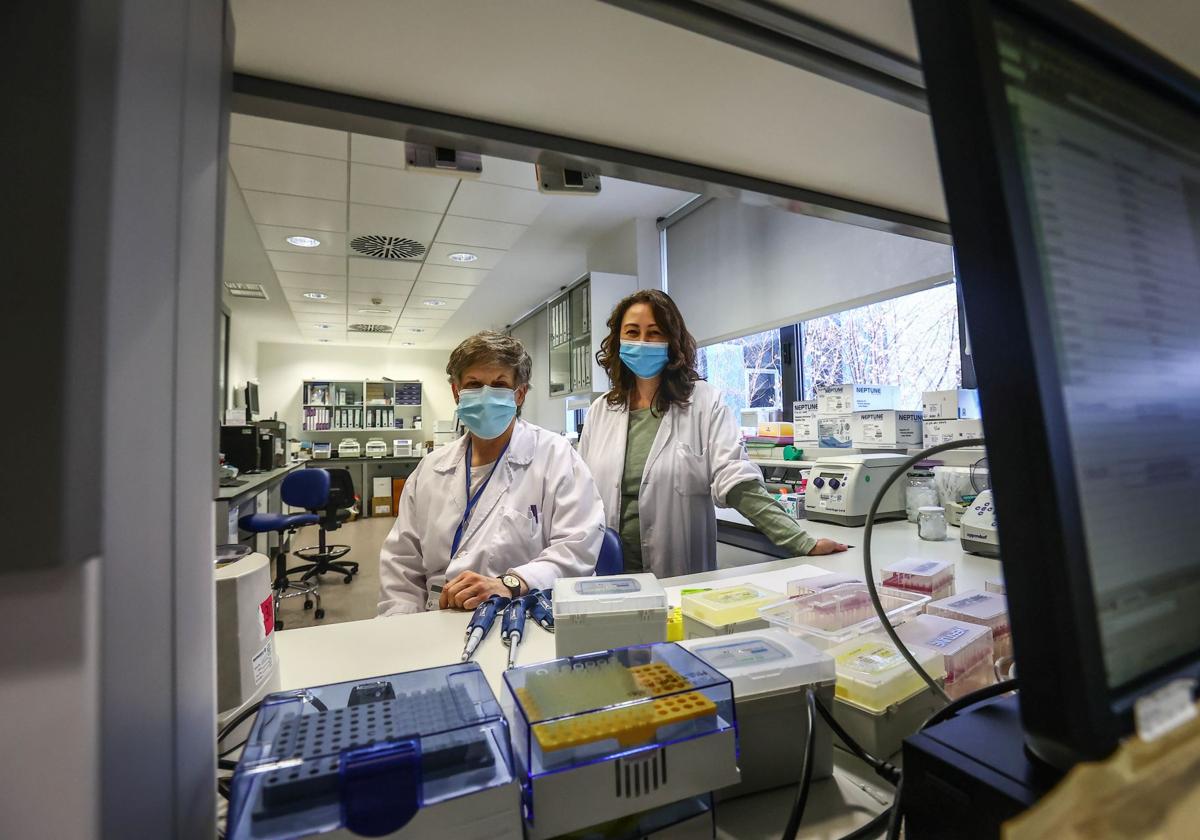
xmin=817 ymin=415 xmax=853 ymax=448
xmin=924 ymin=418 xmax=985 ymax=446
xmin=792 ymin=400 xmax=819 ymax=418
xmin=794 ymin=415 xmax=819 ymax=442
xmin=817 ymin=384 xmax=898 ymax=415
xmin=853 ymin=410 xmax=923 ymax=447
xmin=922 ymin=389 xmax=982 ymax=420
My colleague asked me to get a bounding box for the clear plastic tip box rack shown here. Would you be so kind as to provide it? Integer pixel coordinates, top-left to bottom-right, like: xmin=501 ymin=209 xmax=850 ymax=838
xmin=502 ymin=642 xmax=739 ymax=839
xmin=226 ymin=663 xmax=521 ymax=840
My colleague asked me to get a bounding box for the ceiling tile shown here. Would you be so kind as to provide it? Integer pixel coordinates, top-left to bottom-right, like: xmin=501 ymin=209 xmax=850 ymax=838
xmin=447 ymin=180 xmax=549 ymax=225
xmin=348 ymin=204 xmax=442 ymax=245
xmin=230 ymin=114 xmax=347 ymax=160
xmin=257 ymin=225 xmax=346 ymax=256
xmin=243 ymin=191 xmax=347 ymax=232
xmin=269 ymin=251 xmax=346 ymax=276
xmin=415 ymin=264 xmax=488 ymax=286
xmin=424 ymin=243 xmax=506 ymax=271
xmin=350 ymin=164 xmax=458 ymax=214
xmin=296 ymin=318 xmax=347 ymax=330
xmin=230 ymin=145 xmax=347 ymax=201
xmin=350 ymin=134 xmax=408 ymax=169
xmin=436 ymin=215 xmax=527 ymax=250
xmin=348 ymin=276 xmax=416 ymax=296
xmin=346 ymin=333 xmax=393 ymax=345
xmin=479 ymin=156 xmax=539 ymax=190
xmin=411 ymin=280 xmax=477 ymax=300
xmin=348 ymin=291 xmax=411 ymax=307
xmin=275 ymin=272 xmax=346 ymax=291
xmin=289 ymin=302 xmax=350 ymax=316
xmin=395 ymin=314 xmax=450 ymax=327
xmin=347 ymin=256 xmax=421 ymax=281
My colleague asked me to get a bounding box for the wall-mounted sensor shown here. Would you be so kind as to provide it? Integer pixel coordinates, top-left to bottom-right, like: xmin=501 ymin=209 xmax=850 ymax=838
xmin=536 ymin=165 xmax=601 ymax=195
xmin=405 ymin=142 xmax=482 ymax=178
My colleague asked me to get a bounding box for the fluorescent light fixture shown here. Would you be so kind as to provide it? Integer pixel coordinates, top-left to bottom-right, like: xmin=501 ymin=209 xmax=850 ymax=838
xmin=447 ymin=251 xmax=478 ymax=263
xmin=357 ymin=307 xmax=392 ymax=316
xmin=302 ymin=291 xmax=330 ymax=300
xmin=286 ymin=235 xmax=321 ymax=248
xmin=315 ymin=323 xmax=331 ymax=330
xmin=422 ymin=299 xmax=447 ymax=307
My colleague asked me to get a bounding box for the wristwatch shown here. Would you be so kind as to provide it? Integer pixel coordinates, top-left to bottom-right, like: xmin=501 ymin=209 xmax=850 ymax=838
xmin=500 ymin=573 xmax=524 ymax=599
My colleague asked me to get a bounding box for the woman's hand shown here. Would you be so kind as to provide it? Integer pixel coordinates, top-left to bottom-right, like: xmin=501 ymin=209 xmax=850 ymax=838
xmin=807 ymin=538 xmax=848 ymax=556
xmin=440 ymin=571 xmax=511 ymax=610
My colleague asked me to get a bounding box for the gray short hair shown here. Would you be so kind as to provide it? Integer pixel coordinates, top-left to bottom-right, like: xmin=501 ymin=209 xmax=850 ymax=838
xmin=446 ymin=330 xmax=532 ymax=388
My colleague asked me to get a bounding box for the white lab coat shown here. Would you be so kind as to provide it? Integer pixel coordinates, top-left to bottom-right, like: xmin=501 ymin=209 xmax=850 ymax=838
xmin=578 ymin=380 xmax=763 ymax=577
xmin=378 ymin=419 xmax=606 ymax=616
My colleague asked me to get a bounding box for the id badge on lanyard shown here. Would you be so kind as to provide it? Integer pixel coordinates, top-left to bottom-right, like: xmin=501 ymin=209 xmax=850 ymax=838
xmin=445 ymin=436 xmax=511 ymax=594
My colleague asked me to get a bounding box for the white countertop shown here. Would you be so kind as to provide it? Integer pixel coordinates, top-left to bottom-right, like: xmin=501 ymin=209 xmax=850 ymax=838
xmin=273 ymin=519 xmax=999 ymax=838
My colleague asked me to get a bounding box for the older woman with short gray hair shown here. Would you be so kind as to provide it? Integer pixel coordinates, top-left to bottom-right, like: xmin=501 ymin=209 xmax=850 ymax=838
xmin=379 ymin=331 xmax=606 ymax=616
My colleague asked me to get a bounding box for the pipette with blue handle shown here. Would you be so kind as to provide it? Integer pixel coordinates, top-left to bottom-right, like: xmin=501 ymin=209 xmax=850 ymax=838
xmin=528 ymin=588 xmax=554 ymax=632
xmin=461 ymin=594 xmax=509 ymax=662
xmin=501 ymin=592 xmax=539 ymax=670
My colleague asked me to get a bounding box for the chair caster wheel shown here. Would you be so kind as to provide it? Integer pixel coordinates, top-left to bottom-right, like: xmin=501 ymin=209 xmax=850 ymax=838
xmin=344 ymin=575 xmax=353 ymax=584
xmin=274 ymin=620 xmax=284 ymax=631
xmin=303 ymin=599 xmax=314 ymax=610
xmin=314 ymin=608 xmax=325 ymax=619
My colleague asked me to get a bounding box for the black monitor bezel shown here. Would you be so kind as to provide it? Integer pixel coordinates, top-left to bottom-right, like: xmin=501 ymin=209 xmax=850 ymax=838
xmin=911 ymin=0 xmax=1200 ymax=767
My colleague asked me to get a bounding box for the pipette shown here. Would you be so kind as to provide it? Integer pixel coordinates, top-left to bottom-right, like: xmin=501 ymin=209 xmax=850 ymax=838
xmin=529 ymin=588 xmax=554 ymax=632
xmin=461 ymin=594 xmax=509 ymax=662
xmin=501 ymin=592 xmax=538 ymax=670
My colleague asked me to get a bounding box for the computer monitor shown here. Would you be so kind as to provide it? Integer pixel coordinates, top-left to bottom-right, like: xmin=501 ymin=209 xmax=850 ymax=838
xmin=913 ymin=0 xmax=1200 ymax=768
xmin=245 ymin=381 xmax=260 ymax=416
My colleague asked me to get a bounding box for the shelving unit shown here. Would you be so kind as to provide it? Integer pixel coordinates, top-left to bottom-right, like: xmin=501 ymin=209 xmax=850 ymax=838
xmin=301 ymin=379 xmax=423 ymax=432
xmin=547 ymin=272 xmax=637 ymax=398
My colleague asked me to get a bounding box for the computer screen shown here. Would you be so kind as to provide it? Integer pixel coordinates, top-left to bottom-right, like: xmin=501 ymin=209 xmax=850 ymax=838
xmin=245 ymin=381 xmax=260 ymax=414
xmin=993 ymin=15 xmax=1200 ymax=690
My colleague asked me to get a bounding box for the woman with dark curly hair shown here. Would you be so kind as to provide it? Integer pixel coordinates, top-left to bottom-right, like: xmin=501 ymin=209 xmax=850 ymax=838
xmin=578 ymin=290 xmax=846 ymax=576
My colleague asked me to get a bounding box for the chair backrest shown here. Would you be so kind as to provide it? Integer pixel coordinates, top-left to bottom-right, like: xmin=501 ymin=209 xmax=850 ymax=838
xmin=281 ymin=468 xmax=330 ymax=511
xmin=324 ymin=468 xmax=356 ymax=512
xmin=595 ymin=527 xmax=624 ymax=576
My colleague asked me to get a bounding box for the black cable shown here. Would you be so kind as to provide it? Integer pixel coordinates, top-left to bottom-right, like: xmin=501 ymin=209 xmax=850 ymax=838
xmin=217 ymin=700 xmax=264 ymax=747
xmin=885 ymin=777 xmax=904 ymax=840
xmin=839 ymin=807 xmax=892 ymax=840
xmin=219 ymin=739 xmax=247 ymax=759
xmin=813 ymin=695 xmax=901 ymax=786
xmin=781 ymin=688 xmax=819 ymax=840
xmin=862 ymin=437 xmax=987 ymax=705
xmin=218 ymin=758 xmax=239 ymax=771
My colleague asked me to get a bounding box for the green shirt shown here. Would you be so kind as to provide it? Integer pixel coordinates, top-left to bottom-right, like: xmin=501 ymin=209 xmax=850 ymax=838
xmin=618 ymin=408 xmax=818 ymax=572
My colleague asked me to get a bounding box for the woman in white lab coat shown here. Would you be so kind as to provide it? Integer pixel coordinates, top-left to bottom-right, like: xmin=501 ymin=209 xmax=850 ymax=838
xmin=579 ymin=290 xmax=846 ymax=577
xmin=378 ymin=331 xmax=605 ymax=616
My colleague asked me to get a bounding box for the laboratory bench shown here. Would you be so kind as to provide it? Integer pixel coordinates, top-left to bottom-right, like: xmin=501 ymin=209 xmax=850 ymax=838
xmin=273 ymin=520 xmax=1002 ymax=838
xmin=214 ymin=460 xmax=308 ymax=554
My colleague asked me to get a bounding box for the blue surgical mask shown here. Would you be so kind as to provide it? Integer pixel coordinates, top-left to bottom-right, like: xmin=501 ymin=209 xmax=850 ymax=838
xmin=619 ymin=340 xmax=670 ymax=379
xmin=456 ymin=385 xmax=518 ymax=440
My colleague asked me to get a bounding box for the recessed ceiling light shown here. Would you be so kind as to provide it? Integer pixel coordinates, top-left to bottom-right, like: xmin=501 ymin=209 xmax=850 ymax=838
xmin=318 ymin=339 xmax=330 ymax=343
xmin=409 ymin=328 xmax=426 ymax=334
xmin=357 ymin=307 xmax=392 ymax=316
xmin=286 ymin=235 xmax=321 ymax=248
xmin=315 ymin=323 xmax=331 ymax=330
xmin=447 ymin=251 xmax=478 ymax=263
xmin=302 ymin=291 xmax=330 ymax=300
xmin=422 ymin=298 xmax=447 ymax=307
xmin=399 ymin=341 xmax=415 ymax=347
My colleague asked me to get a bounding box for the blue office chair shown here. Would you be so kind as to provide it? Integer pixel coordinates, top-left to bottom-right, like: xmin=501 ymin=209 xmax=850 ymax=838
xmin=595 ymin=527 xmax=624 ymax=576
xmin=239 ymin=468 xmax=329 ymax=629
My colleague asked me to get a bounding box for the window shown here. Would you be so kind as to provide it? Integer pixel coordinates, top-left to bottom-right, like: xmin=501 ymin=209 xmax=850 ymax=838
xmin=800 ymin=282 xmax=961 ymax=409
xmin=697 ymin=328 xmax=782 ymax=416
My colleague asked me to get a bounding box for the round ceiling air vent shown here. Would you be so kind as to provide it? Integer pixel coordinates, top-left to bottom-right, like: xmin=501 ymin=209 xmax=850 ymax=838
xmin=350 ymin=235 xmax=426 ymax=260
xmin=348 ymin=323 xmax=393 ymax=334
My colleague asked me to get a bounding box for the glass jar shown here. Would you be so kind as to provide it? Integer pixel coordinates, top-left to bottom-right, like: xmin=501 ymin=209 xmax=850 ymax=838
xmin=906 ymin=471 xmax=939 ymax=522
xmin=918 ymin=506 xmax=948 ymax=541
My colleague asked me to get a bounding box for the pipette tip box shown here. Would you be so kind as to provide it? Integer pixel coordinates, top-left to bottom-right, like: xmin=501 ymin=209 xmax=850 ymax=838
xmin=759 ymin=583 xmax=929 ymax=650
xmin=553 ymin=573 xmax=668 ymax=658
xmin=879 ymin=557 xmax=956 ymax=600
xmin=828 ymin=633 xmax=947 ymax=758
xmin=502 ymin=643 xmax=739 ymax=839
xmin=786 ymin=571 xmax=863 ymax=598
xmin=681 ymin=583 xmax=785 ymax=638
xmin=226 ymin=663 xmax=521 ymax=840
xmin=927 ymin=589 xmax=1012 ymax=660
xmin=894 ymin=614 xmax=995 ymax=700
xmin=682 ymin=629 xmax=835 ymax=798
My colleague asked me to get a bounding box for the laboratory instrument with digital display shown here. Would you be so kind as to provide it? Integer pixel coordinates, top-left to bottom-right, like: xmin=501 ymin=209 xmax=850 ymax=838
xmin=804 ymin=453 xmax=908 ymax=526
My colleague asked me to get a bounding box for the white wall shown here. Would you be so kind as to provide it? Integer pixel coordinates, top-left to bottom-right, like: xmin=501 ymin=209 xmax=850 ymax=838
xmin=667 ymin=200 xmax=954 ymax=344
xmin=510 ymin=307 xmax=565 ymax=434
xmin=256 ymin=342 xmax=457 ymax=439
xmin=225 ymin=303 xmax=260 ymax=408
xmin=586 ymin=217 xmax=664 ymax=291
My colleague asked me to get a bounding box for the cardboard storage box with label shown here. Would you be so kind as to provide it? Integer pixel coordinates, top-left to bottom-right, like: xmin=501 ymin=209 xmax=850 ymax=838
xmin=853 ymin=411 xmax=923 ymax=447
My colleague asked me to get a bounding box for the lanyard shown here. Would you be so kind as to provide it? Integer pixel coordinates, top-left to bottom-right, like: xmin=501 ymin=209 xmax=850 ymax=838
xmin=450 ymin=436 xmax=510 ymax=558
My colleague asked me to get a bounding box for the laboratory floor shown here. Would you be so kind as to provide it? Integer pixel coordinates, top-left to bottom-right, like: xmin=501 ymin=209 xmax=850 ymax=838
xmin=275 ymin=514 xmax=393 ymax=630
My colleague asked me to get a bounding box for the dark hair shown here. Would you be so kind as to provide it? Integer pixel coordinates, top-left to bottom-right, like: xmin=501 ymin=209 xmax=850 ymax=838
xmin=596 ymin=290 xmax=699 ymax=413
